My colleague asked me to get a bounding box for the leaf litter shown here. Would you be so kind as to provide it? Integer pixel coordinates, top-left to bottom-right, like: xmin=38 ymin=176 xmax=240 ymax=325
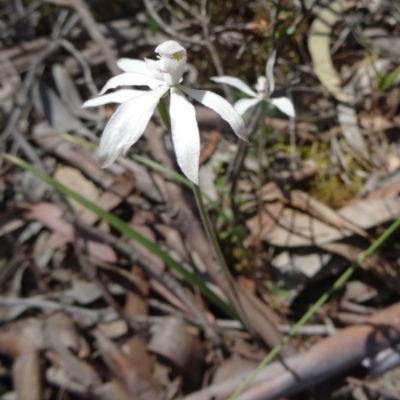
xmin=1 ymin=1 xmax=400 ymax=400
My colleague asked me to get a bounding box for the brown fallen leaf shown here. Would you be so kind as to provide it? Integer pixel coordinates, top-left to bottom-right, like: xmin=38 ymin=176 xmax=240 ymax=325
xmin=320 ymin=241 xmax=400 ymax=294
xmin=148 ymin=317 xmax=205 ymax=390
xmin=12 ymin=349 xmax=42 ymax=400
xmin=308 ymin=0 xmax=355 ymax=103
xmin=23 ymin=202 xmax=117 ymax=263
xmin=212 ymin=355 xmax=257 ymax=385
xmin=124 ymin=266 xmax=149 ymax=317
xmin=200 ymin=130 xmax=219 ymax=164
xmin=93 ymin=329 xmax=161 ymax=400
xmin=45 ymin=349 xmax=101 ymax=390
xmin=54 ymin=165 xmax=100 ymax=223
xmin=44 ymin=313 xmax=101 ymax=390
xmin=259 ymin=195 xmax=400 ymax=247
xmin=46 ymin=366 xmax=134 ymax=400
xmin=185 ymin=302 xmax=400 ymax=400
xmin=287 ymin=190 xmax=368 ymax=238
xmin=366 ymin=180 xmax=400 ymax=200
xmin=359 ymin=113 xmax=394 ymax=132
xmin=247 ymin=188 xmax=368 ymax=238
xmin=0 ymin=318 xmax=44 ymax=357
xmin=246 ymin=202 xmax=284 ymax=239
xmin=124 ymin=335 xmax=153 ymax=378
xmin=33 ymin=122 xmax=114 ymax=187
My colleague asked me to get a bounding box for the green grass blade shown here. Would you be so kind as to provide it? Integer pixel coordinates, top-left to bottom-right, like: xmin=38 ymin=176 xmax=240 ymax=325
xmin=228 ymin=217 xmax=400 ymax=400
xmin=379 ymin=66 xmax=400 ymax=92
xmin=62 ymin=134 xmax=232 ymax=223
xmin=5 ymin=154 xmax=236 ymax=318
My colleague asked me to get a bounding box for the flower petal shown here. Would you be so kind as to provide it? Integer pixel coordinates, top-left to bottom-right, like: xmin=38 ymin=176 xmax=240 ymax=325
xmin=99 ymin=73 xmax=164 ymax=95
xmin=97 ymin=85 xmax=169 ymax=168
xmin=180 ymin=86 xmax=247 ymax=141
xmin=82 ymin=89 xmax=146 ymax=108
xmin=210 ymin=76 xmax=257 ymax=97
xmin=117 ymin=59 xmax=151 ymax=75
xmin=156 ymin=40 xmax=187 ymax=86
xmin=268 ymin=97 xmax=295 ymax=118
xmin=144 ymin=58 xmax=164 ymax=81
xmin=234 ymin=97 xmax=262 ymax=116
xmin=266 ymin=50 xmax=276 ymax=95
xmin=169 ymin=87 xmax=200 ymax=184
xmin=156 ymin=40 xmax=186 ymax=55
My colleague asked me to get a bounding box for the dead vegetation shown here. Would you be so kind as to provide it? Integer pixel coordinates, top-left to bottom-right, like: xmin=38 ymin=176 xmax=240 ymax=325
xmin=1 ymin=0 xmax=400 ymax=399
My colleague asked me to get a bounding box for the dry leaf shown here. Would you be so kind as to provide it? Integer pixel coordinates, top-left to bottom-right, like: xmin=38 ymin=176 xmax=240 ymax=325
xmin=54 ymin=165 xmax=99 ymax=222
xmin=261 ymin=195 xmax=400 ymax=247
xmin=308 ymin=1 xmax=354 ymax=103
xmin=12 ymin=350 xmax=42 ymax=400
xmin=148 ymin=317 xmax=204 ymax=389
xmin=93 ymin=329 xmax=161 ymax=400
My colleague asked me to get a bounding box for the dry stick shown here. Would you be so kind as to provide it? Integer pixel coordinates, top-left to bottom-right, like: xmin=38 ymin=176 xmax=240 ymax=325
xmin=65 ymin=0 xmax=120 ymax=75
xmin=184 ymin=301 xmax=400 ymax=400
xmin=1 ymin=10 xmax=79 ymax=145
xmin=143 ymin=0 xmax=206 ymax=46
xmin=227 ymin=105 xmax=261 ymax=187
xmin=199 ymin=0 xmax=232 ymax=102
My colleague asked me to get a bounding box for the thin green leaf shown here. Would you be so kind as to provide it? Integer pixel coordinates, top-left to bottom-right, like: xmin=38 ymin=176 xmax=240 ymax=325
xmin=62 ymin=134 xmax=232 ymax=224
xmin=228 ymin=217 xmax=400 ymax=400
xmin=5 ymin=154 xmax=236 ymax=318
xmin=379 ymin=66 xmax=400 ymax=92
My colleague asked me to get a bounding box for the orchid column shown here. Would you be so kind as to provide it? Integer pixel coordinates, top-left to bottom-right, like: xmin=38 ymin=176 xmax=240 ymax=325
xmin=82 ymin=40 xmax=248 ymax=321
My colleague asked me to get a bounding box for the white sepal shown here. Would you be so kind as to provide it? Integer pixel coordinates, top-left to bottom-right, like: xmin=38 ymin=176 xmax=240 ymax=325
xmin=269 ymin=97 xmax=295 ymax=118
xmin=169 ymin=87 xmax=200 ymax=184
xmin=81 ymin=89 xmax=146 ymax=108
xmin=97 ymin=85 xmax=169 ymax=168
xmin=144 ymin=58 xmax=164 ymax=81
xmin=99 ymin=73 xmax=164 ymax=95
xmin=117 ymin=59 xmax=151 ymax=75
xmin=180 ymin=86 xmax=247 ymax=141
xmin=266 ymin=50 xmax=276 ymax=95
xmin=210 ymin=76 xmax=257 ymax=97
xmin=234 ymin=97 xmax=262 ymax=116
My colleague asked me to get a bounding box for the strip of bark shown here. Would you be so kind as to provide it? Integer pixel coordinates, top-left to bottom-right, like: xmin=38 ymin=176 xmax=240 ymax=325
xmin=184 ymin=301 xmax=400 ymax=400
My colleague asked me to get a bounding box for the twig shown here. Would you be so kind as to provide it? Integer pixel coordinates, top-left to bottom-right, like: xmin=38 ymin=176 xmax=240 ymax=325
xmin=0 ymin=296 xmax=111 ymax=321
xmin=47 ymin=0 xmax=120 ymax=75
xmin=143 ymin=0 xmax=206 ymax=45
xmin=184 ymin=301 xmax=400 ymax=400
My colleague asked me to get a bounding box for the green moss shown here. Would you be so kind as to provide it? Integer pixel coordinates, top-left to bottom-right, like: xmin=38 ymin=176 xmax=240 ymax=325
xmin=272 ymin=139 xmax=364 ymax=207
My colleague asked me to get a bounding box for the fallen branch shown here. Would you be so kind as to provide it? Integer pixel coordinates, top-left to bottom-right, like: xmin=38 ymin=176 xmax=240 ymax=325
xmin=185 ymin=301 xmax=400 ymax=400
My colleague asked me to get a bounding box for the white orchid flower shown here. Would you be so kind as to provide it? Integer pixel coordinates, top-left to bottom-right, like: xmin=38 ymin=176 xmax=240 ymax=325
xmin=210 ymin=51 xmax=295 ymax=118
xmin=82 ymin=40 xmax=246 ymax=184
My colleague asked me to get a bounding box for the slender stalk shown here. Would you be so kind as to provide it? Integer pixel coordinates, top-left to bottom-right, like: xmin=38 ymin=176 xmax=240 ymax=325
xmin=252 ymin=101 xmax=268 ymax=272
xmin=156 ymin=97 xmax=251 ymax=325
xmin=193 ymin=183 xmax=252 ymax=326
xmin=228 ymin=217 xmax=400 ymax=400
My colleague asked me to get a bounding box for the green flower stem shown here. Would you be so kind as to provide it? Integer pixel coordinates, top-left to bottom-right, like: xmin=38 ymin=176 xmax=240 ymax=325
xmin=193 ymin=182 xmax=252 ymax=325
xmin=157 ymin=97 xmax=172 ymax=131
xmin=157 ymin=97 xmax=250 ymax=325
xmin=228 ymin=217 xmax=400 ymax=400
